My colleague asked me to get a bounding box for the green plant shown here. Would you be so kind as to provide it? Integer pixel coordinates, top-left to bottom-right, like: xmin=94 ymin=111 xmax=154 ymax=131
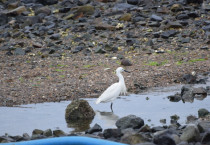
xmin=55 ymin=69 xmax=64 ymax=72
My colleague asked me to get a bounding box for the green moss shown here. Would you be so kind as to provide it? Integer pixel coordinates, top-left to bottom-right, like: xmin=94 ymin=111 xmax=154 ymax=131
xmin=55 ymin=69 xmax=64 ymax=72
xmin=189 ymin=58 xmax=206 ymax=63
xmin=83 ymin=64 xmax=95 ymax=68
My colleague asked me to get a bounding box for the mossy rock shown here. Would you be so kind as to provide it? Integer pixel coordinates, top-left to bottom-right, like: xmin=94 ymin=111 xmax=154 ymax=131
xmin=119 ymin=13 xmax=132 ymax=21
xmin=65 ymin=99 xmax=95 ymax=121
xmin=76 ymin=5 xmax=94 ymax=16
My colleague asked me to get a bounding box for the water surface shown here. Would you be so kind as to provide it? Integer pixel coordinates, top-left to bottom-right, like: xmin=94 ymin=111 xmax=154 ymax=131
xmin=0 ymin=82 xmax=209 ymax=136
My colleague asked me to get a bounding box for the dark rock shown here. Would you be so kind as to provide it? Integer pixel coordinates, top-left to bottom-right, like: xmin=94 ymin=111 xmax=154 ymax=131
xmin=72 ymin=46 xmax=84 ymax=53
xmin=14 ymin=48 xmax=26 ymax=55
xmin=43 ymin=129 xmax=52 ymax=137
xmin=31 ymin=134 xmax=46 ymax=140
xmin=127 ymin=0 xmax=141 ymax=5
xmin=119 ymin=13 xmax=132 ymax=21
xmin=181 ymin=86 xmax=194 ymax=103
xmin=185 ymin=0 xmax=203 ymax=4
xmin=132 ymin=16 xmax=145 ymax=23
xmin=180 ymin=125 xmax=200 ymax=142
xmin=202 ymin=25 xmax=210 ymax=32
xmin=153 ymin=134 xmax=176 ymax=145
xmin=121 ymin=133 xmax=149 ymax=144
xmin=153 ymin=32 xmax=161 ymax=38
xmin=153 ymin=129 xmax=176 ymax=145
xmin=148 ymin=21 xmax=160 ymax=27
xmin=181 ymin=38 xmax=190 ymax=43
xmin=32 ymin=129 xmax=44 ymax=135
xmin=65 ymin=99 xmax=95 ymax=121
xmin=170 ymin=4 xmax=183 ymax=12
xmin=85 ymin=123 xmax=102 ymax=134
xmin=22 ymin=133 xmax=30 ymax=140
xmin=103 ymin=129 xmax=122 ymax=139
xmin=176 ymin=14 xmax=189 ymax=20
xmin=201 ymin=129 xmax=210 ymax=144
xmin=166 ymin=21 xmax=183 ymax=29
xmin=186 ymin=115 xmax=198 ymax=124
xmin=121 ymin=59 xmax=132 ymax=66
xmin=193 ymin=87 xmax=207 ymax=98
xmin=7 ymin=6 xmax=27 ymax=16
xmin=161 ymin=30 xmax=177 ymax=39
xmin=59 ymin=7 xmax=71 ymax=13
xmin=150 ymin=14 xmax=163 ymax=22
xmin=182 ymin=74 xmax=197 ymax=84
xmin=0 ymin=136 xmax=15 ymax=143
xmin=198 ymin=121 xmax=210 ymax=132
xmin=168 ymin=93 xmax=181 ymax=102
xmin=198 ymin=108 xmax=209 ymax=118
xmin=53 ymin=130 xmax=66 ymax=137
xmin=0 ymin=14 xmax=8 ymax=26
xmin=35 ymin=6 xmax=51 ymax=16
xmin=36 ymin=0 xmax=58 ymax=5
xmin=116 ymin=115 xmax=144 ymax=129
xmin=188 ymin=12 xmax=199 ymax=18
xmin=94 ymin=47 xmax=106 ymax=54
xmin=151 ymin=126 xmax=166 ymax=132
xmin=50 ymin=33 xmax=61 ymax=40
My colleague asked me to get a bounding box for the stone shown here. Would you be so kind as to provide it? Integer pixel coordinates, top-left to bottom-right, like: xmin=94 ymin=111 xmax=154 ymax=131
xmin=43 ymin=129 xmax=52 ymax=137
xmin=185 ymin=0 xmax=203 ymax=4
xmin=50 ymin=33 xmax=61 ymax=40
xmin=198 ymin=121 xmax=210 ymax=133
xmin=150 ymin=14 xmax=163 ymax=22
xmin=176 ymin=13 xmax=189 ymax=20
xmin=182 ymin=74 xmax=197 ymax=84
xmin=121 ymin=133 xmax=149 ymax=144
xmin=53 ymin=130 xmax=66 ymax=137
xmin=193 ymin=87 xmax=207 ymax=95
xmin=36 ymin=0 xmax=58 ymax=5
xmin=171 ymin=4 xmax=183 ymax=12
xmin=153 ymin=129 xmax=177 ymax=145
xmin=180 ymin=125 xmax=200 ymax=142
xmin=75 ymin=5 xmax=94 ymax=17
xmin=94 ymin=47 xmax=106 ymax=54
xmin=103 ymin=129 xmax=122 ymax=139
xmin=35 ymin=6 xmax=51 ymax=16
xmin=121 ymin=59 xmax=132 ymax=66
xmin=116 ymin=115 xmax=144 ymax=129
xmin=181 ymin=86 xmax=194 ymax=103
xmin=0 ymin=14 xmax=8 ymax=26
xmin=132 ymin=16 xmax=145 ymax=22
xmin=0 ymin=136 xmax=15 ymax=143
xmin=7 ymin=6 xmax=27 ymax=16
xmin=166 ymin=21 xmax=183 ymax=29
xmin=201 ymin=129 xmax=210 ymax=144
xmin=32 ymin=129 xmax=44 ymax=135
xmin=72 ymin=46 xmax=84 ymax=53
xmin=119 ymin=13 xmax=132 ymax=21
xmin=127 ymin=0 xmax=141 ymax=5
xmin=167 ymin=93 xmax=181 ymax=102
xmin=161 ymin=30 xmax=177 ymax=39
xmin=22 ymin=133 xmax=30 ymax=140
xmin=14 ymin=48 xmax=26 ymax=55
xmin=65 ymin=99 xmax=95 ymax=121
xmin=198 ymin=108 xmax=209 ymax=118
xmin=85 ymin=123 xmax=102 ymax=134
xmin=181 ymin=38 xmax=190 ymax=43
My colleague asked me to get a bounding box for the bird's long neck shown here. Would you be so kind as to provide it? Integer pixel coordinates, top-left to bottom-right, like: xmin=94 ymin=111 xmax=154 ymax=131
xmin=117 ymin=72 xmax=125 ymax=84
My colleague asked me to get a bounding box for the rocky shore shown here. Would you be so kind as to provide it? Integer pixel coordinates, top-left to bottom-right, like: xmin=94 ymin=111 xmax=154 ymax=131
xmin=0 ymin=0 xmax=209 ymax=106
xmin=0 ymin=109 xmax=210 ymax=145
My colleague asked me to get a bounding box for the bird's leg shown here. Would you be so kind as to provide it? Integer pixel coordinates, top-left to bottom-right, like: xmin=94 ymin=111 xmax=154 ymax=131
xmin=111 ymin=102 xmax=113 ymax=112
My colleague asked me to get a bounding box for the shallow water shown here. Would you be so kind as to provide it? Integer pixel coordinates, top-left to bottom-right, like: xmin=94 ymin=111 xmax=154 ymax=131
xmin=0 ymin=81 xmax=209 ymax=136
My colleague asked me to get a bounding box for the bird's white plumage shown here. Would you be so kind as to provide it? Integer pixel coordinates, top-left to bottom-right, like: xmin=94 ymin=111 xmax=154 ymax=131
xmin=95 ymin=67 xmax=128 ymax=105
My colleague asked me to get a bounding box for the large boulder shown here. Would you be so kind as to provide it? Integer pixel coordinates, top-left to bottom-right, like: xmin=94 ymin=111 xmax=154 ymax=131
xmin=116 ymin=115 xmax=144 ymax=129
xmin=65 ymin=99 xmax=95 ymax=121
xmin=180 ymin=125 xmax=200 ymax=142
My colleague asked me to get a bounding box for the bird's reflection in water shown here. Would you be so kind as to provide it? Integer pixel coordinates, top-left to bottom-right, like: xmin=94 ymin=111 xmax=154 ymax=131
xmin=66 ymin=118 xmax=93 ymax=133
xmin=95 ymin=111 xmax=119 ymax=127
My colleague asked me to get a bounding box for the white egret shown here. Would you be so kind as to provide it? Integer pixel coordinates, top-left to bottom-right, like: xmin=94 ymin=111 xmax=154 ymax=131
xmin=95 ymin=67 xmax=129 ymax=112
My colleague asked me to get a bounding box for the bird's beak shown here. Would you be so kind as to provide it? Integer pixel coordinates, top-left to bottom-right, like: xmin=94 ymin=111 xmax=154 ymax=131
xmin=124 ymin=70 xmax=130 ymax=73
